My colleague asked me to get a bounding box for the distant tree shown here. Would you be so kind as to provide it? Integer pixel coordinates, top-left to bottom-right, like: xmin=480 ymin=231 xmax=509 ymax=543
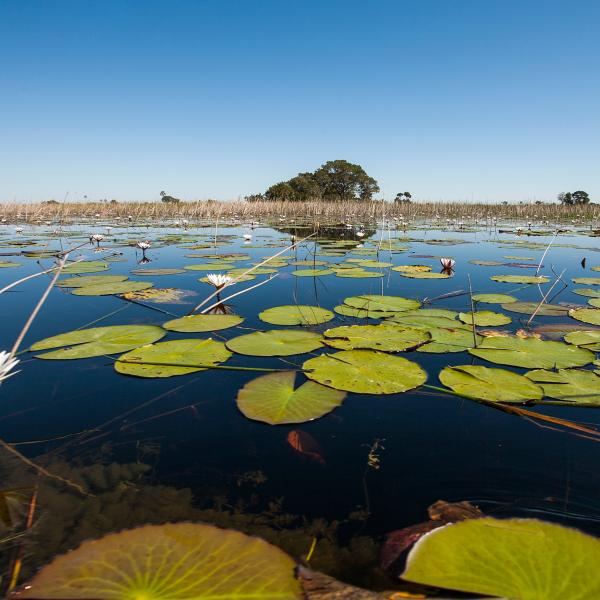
xmin=534 ymin=200 xmax=543 ymax=205
xmin=110 ymin=199 xmax=118 ymax=204
xmin=288 ymin=172 xmax=323 ymax=200
xmin=42 ymin=199 xmax=59 ymax=205
xmin=558 ymin=192 xmax=573 ymax=205
xmin=244 ymin=194 xmax=264 ymax=203
xmin=559 ymin=191 xmax=590 ymax=205
xmin=265 ymin=182 xmax=298 ymax=201
xmin=394 ymin=192 xmax=412 ymax=203
xmin=160 ymin=191 xmax=180 ymax=203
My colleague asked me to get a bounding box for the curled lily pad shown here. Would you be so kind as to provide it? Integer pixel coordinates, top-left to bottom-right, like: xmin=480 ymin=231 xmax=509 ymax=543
xmin=236 ymin=371 xmax=346 ymax=424
xmin=115 ymin=339 xmax=231 ymax=378
xmin=472 ymin=293 xmax=517 ymax=304
xmin=490 ymin=275 xmax=549 ymax=284
xmin=469 ymin=336 xmax=594 ymax=369
xmin=259 ymin=305 xmax=334 ymax=326
xmin=439 ymin=365 xmax=543 ymax=403
xmin=57 ymin=274 xmax=128 ymax=288
xmin=417 ymin=328 xmax=482 ymax=353
xmin=17 ymin=522 xmax=301 ymax=599
xmin=303 ymin=349 xmax=427 ymax=394
xmin=323 ymin=324 xmax=430 ymax=351
xmin=458 ymin=311 xmax=511 ymax=326
xmin=564 ymin=330 xmax=600 ymax=351
xmin=526 ymin=369 xmax=600 ymax=405
xmin=569 ymin=307 xmax=600 ymax=325
xmin=501 ymin=301 xmax=570 ymax=316
xmin=227 ymin=330 xmax=323 ymax=356
xmin=61 ymin=260 xmax=109 ymax=274
xmin=291 ymin=269 xmax=334 ymax=277
xmin=343 ymin=295 xmax=421 ymax=313
xmin=31 ymin=325 xmax=165 ymax=359
xmin=163 ymin=314 xmax=244 ymax=332
xmin=401 ymin=517 xmax=600 ymax=600
xmin=73 ymin=280 xmax=153 ymax=296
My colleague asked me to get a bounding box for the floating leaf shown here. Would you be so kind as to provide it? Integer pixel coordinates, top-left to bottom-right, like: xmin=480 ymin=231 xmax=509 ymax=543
xmin=400 ymin=271 xmax=450 ymax=279
xmin=589 ymin=298 xmax=600 ymax=308
xmin=417 ymin=328 xmax=482 ymax=353
xmin=391 ymin=265 xmax=431 ymax=273
xmin=122 ymin=288 xmax=194 ymax=303
xmin=184 ymin=263 xmax=236 ymax=271
xmin=472 ymin=293 xmax=517 ymax=304
xmin=290 ymin=260 xmax=327 ymax=266
xmin=333 ymin=305 xmax=395 ymax=318
xmin=458 ymin=311 xmax=511 ymax=326
xmin=303 ymin=349 xmax=427 ymax=394
xmin=526 ymin=369 xmax=600 ymax=405
xmin=227 ymin=330 xmax=323 ymax=356
xmin=353 ymin=259 xmax=392 ymax=268
xmin=163 ymin=314 xmax=243 ymax=332
xmin=501 ymin=301 xmax=570 ymax=316
xmin=343 ymin=295 xmax=420 ymax=313
xmin=573 ymin=287 xmax=600 ymax=298
xmin=323 ymin=324 xmax=430 ymax=351
xmin=401 ymin=517 xmax=600 ymax=599
xmin=490 ymin=275 xmax=549 ymax=284
xmin=130 ymin=268 xmax=185 ymax=275
xmin=291 ymin=269 xmax=334 ymax=277
xmin=259 ymin=305 xmax=334 ymax=326
xmin=32 ymin=325 xmax=165 ymax=359
xmin=57 ymin=274 xmax=128 ymax=288
xmin=72 ymin=280 xmax=153 ymax=296
xmin=61 ymin=260 xmax=109 ymax=274
xmin=335 ymin=268 xmax=384 ymax=278
xmin=439 ymin=365 xmax=543 ymax=403
xmin=0 ymin=261 xmax=20 ymax=268
xmin=17 ymin=522 xmax=301 ymax=599
xmin=564 ymin=330 xmax=600 ymax=351
xmin=569 ymin=307 xmax=600 ymax=325
xmin=387 ymin=309 xmax=464 ymax=329
xmin=470 ymin=260 xmax=505 ymax=266
xmin=469 ymin=336 xmax=594 ymax=369
xmin=115 ymin=339 xmax=231 ymax=378
xmin=236 ymin=371 xmax=346 ymax=424
xmin=572 ymin=277 xmax=600 ymax=285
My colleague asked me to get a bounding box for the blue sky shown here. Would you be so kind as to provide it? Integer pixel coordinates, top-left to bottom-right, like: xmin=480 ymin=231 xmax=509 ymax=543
xmin=1 ymin=0 xmax=598 ymax=203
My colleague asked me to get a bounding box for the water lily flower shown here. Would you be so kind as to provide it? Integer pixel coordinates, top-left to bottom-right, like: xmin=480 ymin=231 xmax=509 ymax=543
xmin=0 ymin=351 xmax=20 ymax=384
xmin=90 ymin=233 xmax=104 ymax=246
xmin=356 ymin=230 xmax=365 ymax=238
xmin=206 ymin=273 xmax=233 ymax=289
xmin=243 ymin=233 xmax=252 ymax=241
xmin=136 ymin=241 xmax=151 ymax=251
xmin=15 ymin=227 xmax=23 ymax=234
xmin=440 ymin=258 xmax=455 ymax=270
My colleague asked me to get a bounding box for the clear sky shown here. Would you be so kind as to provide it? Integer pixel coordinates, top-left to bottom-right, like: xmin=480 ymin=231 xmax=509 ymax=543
xmin=1 ymin=0 xmax=598 ymax=203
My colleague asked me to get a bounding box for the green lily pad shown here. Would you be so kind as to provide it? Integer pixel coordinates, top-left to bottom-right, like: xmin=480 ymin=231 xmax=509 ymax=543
xmin=17 ymin=522 xmax=301 ymax=599
xmin=291 ymin=269 xmax=334 ymax=277
xmin=564 ymin=330 xmax=600 ymax=351
xmin=130 ymin=268 xmax=186 ymax=275
xmin=57 ymin=274 xmax=129 ymax=288
xmin=589 ymin=298 xmax=600 ymax=308
xmin=72 ymin=280 xmax=153 ymax=296
xmin=236 ymin=371 xmax=346 ymax=424
xmin=572 ymin=277 xmax=600 ymax=285
xmin=458 ymin=311 xmax=512 ymax=326
xmin=569 ymin=307 xmax=600 ymax=325
xmin=391 ymin=265 xmax=432 ymax=273
xmin=163 ymin=314 xmax=244 ymax=332
xmin=490 ymin=275 xmax=549 ymax=284
xmin=526 ymin=369 xmax=600 ymax=405
xmin=501 ymin=301 xmax=570 ymax=316
xmin=259 ymin=305 xmax=334 ymax=326
xmin=303 ymin=349 xmax=427 ymax=394
xmin=290 ymin=260 xmax=327 ymax=266
xmin=472 ymin=293 xmax=517 ymax=304
xmin=0 ymin=261 xmax=20 ymax=268
xmin=335 ymin=268 xmax=384 ymax=278
xmin=573 ymin=288 xmax=600 ymax=298
xmin=401 ymin=517 xmax=600 ymax=599
xmin=353 ymin=260 xmax=393 ymax=268
xmin=323 ymin=325 xmax=430 ymax=351
xmin=469 ymin=336 xmax=594 ymax=369
xmin=400 ymin=271 xmax=450 ymax=279
xmin=228 ymin=267 xmax=278 ymax=275
xmin=115 ymin=339 xmax=231 ymax=378
xmin=333 ymin=305 xmax=396 ymax=318
xmin=439 ymin=365 xmax=543 ymax=403
xmin=184 ymin=263 xmax=235 ymax=271
xmin=387 ymin=309 xmax=464 ymax=329
xmin=227 ymin=330 xmax=323 ymax=356
xmin=61 ymin=260 xmax=109 ymax=274
xmin=417 ymin=327 xmax=482 ymax=353
xmin=470 ymin=260 xmax=505 ymax=266
xmin=31 ymin=325 xmax=165 ymax=359
xmin=343 ymin=295 xmax=421 ymax=313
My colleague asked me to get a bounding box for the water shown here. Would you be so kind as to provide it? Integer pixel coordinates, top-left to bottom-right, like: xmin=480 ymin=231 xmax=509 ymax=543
xmin=1 ymin=222 xmax=599 ymax=588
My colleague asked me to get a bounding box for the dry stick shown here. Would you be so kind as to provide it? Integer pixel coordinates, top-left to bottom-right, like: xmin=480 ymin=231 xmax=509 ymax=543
xmin=0 ymin=257 xmax=84 ymax=295
xmin=200 ymin=275 xmax=278 ymax=314
xmin=536 ymin=230 xmax=558 ymax=276
xmin=526 ymin=268 xmax=567 ymax=327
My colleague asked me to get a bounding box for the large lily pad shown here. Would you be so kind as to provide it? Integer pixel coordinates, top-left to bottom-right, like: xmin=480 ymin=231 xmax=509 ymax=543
xmin=335 ymin=268 xmax=384 ymax=278
xmin=490 ymin=275 xmax=549 ymax=284
xmin=303 ymin=349 xmax=427 ymax=394
xmin=72 ymin=280 xmax=153 ymax=296
xmin=236 ymin=371 xmax=346 ymax=424
xmin=589 ymin=298 xmax=600 ymax=308
xmin=400 ymin=271 xmax=450 ymax=279
xmin=130 ymin=268 xmax=186 ymax=275
xmin=333 ymin=305 xmax=396 ymax=318
xmin=259 ymin=305 xmax=334 ymax=326
xmin=163 ymin=314 xmax=244 ymax=332
xmin=0 ymin=261 xmax=20 ymax=268
xmin=501 ymin=301 xmax=570 ymax=316
xmin=184 ymin=263 xmax=235 ymax=271
xmin=343 ymin=295 xmax=420 ymax=313
xmin=417 ymin=328 xmax=482 ymax=353
xmin=526 ymin=369 xmax=600 ymax=405
xmin=439 ymin=365 xmax=543 ymax=403
xmin=17 ymin=522 xmax=301 ymax=599
xmin=458 ymin=311 xmax=511 ymax=326
xmin=564 ymin=330 xmax=600 ymax=352
xmin=291 ymin=269 xmax=334 ymax=277
xmin=391 ymin=265 xmax=431 ymax=273
xmin=573 ymin=288 xmax=600 ymax=298
xmin=57 ymin=274 xmax=128 ymax=288
xmin=569 ymin=307 xmax=600 ymax=325
xmin=469 ymin=336 xmax=594 ymax=369
xmin=401 ymin=517 xmax=600 ymax=599
xmin=227 ymin=330 xmax=323 ymax=356
xmin=61 ymin=260 xmax=109 ymax=274
xmin=323 ymin=324 xmax=430 ymax=351
xmin=32 ymin=325 xmax=165 ymax=359
xmin=572 ymin=277 xmax=600 ymax=285
xmin=387 ymin=309 xmax=465 ymax=329
xmin=472 ymin=293 xmax=517 ymax=304
xmin=115 ymin=339 xmax=231 ymax=378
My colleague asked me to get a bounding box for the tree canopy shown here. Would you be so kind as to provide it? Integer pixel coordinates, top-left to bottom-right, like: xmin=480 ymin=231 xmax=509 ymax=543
xmin=258 ymin=160 xmax=379 ymax=201
xmin=558 ymin=191 xmax=590 ymax=205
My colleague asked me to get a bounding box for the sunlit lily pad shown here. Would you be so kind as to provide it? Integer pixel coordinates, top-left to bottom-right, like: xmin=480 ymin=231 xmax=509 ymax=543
xmin=472 ymin=293 xmax=517 ymax=304
xmin=401 ymin=517 xmax=600 ymax=599
xmin=184 ymin=263 xmax=235 ymax=271
xmin=417 ymin=328 xmax=482 ymax=353
xmin=353 ymin=259 xmax=392 ymax=268
xmin=569 ymin=307 xmax=600 ymax=325
xmin=61 ymin=260 xmax=109 ymax=274
xmin=343 ymin=295 xmax=421 ymax=313
xmin=501 ymin=301 xmax=570 ymax=316
xmin=589 ymin=298 xmax=600 ymax=308
xmin=290 ymin=260 xmax=327 ymax=266
xmin=469 ymin=336 xmax=594 ymax=369
xmin=573 ymin=288 xmax=600 ymax=298
xmin=572 ymin=277 xmax=600 ymax=285
xmin=291 ymin=269 xmax=334 ymax=276
xmin=439 ymin=365 xmax=543 ymax=403
xmin=400 ymin=271 xmax=450 ymax=279
xmin=236 ymin=371 xmax=346 ymax=424
xmin=32 ymin=325 xmax=165 ymax=359
xmin=17 ymin=522 xmax=301 ymax=599
xmin=564 ymin=330 xmax=600 ymax=351
xmin=0 ymin=261 xmax=20 ymax=268
xmin=115 ymin=339 xmax=231 ymax=378
xmin=458 ymin=311 xmax=512 ymax=326
xmin=387 ymin=309 xmax=464 ymax=329
xmin=323 ymin=324 xmax=430 ymax=351
xmin=227 ymin=330 xmax=323 ymax=356
xmin=259 ymin=305 xmax=334 ymax=325
xmin=130 ymin=268 xmax=185 ymax=275
xmin=490 ymin=275 xmax=549 ymax=284
xmin=335 ymin=268 xmax=384 ymax=278
xmin=333 ymin=305 xmax=396 ymax=318
xmin=303 ymin=349 xmax=427 ymax=394
xmin=163 ymin=314 xmax=244 ymax=332
xmin=391 ymin=265 xmax=431 ymax=273
xmin=526 ymin=369 xmax=600 ymax=405
xmin=122 ymin=288 xmax=194 ymax=303
xmin=57 ymin=274 xmax=128 ymax=287
xmin=72 ymin=280 xmax=153 ymax=296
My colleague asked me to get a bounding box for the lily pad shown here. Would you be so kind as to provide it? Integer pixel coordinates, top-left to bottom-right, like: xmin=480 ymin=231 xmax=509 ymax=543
xmin=401 ymin=517 xmax=600 ymax=599
xmin=343 ymin=295 xmax=421 ymax=313
xmin=323 ymin=324 xmax=430 ymax=351
xmin=469 ymin=336 xmax=594 ymax=369
xmin=237 ymin=371 xmax=346 ymax=424
xmin=490 ymin=275 xmax=549 ymax=284
xmin=400 ymin=271 xmax=450 ymax=279
xmin=335 ymin=268 xmax=384 ymax=278
xmin=501 ymin=301 xmax=570 ymax=316
xmin=472 ymin=293 xmax=517 ymax=304
xmin=392 ymin=265 xmax=431 ymax=273
xmin=439 ymin=365 xmax=543 ymax=403
xmin=458 ymin=311 xmax=512 ymax=326
xmin=589 ymin=298 xmax=600 ymax=308
xmin=572 ymin=277 xmax=600 ymax=285
xmin=417 ymin=328 xmax=482 ymax=353
xmin=115 ymin=339 xmax=231 ymax=378
xmin=72 ymin=280 xmax=153 ymax=296
xmin=291 ymin=269 xmax=334 ymax=277
xmin=259 ymin=305 xmax=334 ymax=326
xmin=17 ymin=522 xmax=301 ymax=599
xmin=569 ymin=307 xmax=600 ymax=325
xmin=573 ymin=288 xmax=600 ymax=298
xmin=61 ymin=260 xmax=109 ymax=274
xmin=163 ymin=314 xmax=244 ymax=332
xmin=130 ymin=268 xmax=185 ymax=275
xmin=32 ymin=325 xmax=165 ymax=359
xmin=564 ymin=330 xmax=600 ymax=352
xmin=57 ymin=274 xmax=128 ymax=287
xmin=303 ymin=349 xmax=427 ymax=394
xmin=333 ymin=305 xmax=396 ymax=318
xmin=0 ymin=261 xmax=20 ymax=268
xmin=526 ymin=369 xmax=600 ymax=405
xmin=227 ymin=330 xmax=323 ymax=356
xmin=387 ymin=309 xmax=464 ymax=329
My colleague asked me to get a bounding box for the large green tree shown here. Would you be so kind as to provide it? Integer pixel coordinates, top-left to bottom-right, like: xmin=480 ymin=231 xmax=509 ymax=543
xmin=558 ymin=190 xmax=590 ymax=205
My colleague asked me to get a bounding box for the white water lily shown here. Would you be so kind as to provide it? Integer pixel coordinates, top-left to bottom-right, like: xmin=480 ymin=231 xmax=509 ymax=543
xmin=136 ymin=240 xmax=151 ymax=250
xmin=440 ymin=257 xmax=456 ymax=270
xmin=90 ymin=233 xmax=104 ymax=242
xmin=0 ymin=351 xmax=20 ymax=384
xmin=15 ymin=227 xmax=23 ymax=234
xmin=243 ymin=233 xmax=252 ymax=241
xmin=206 ymin=273 xmax=233 ymax=289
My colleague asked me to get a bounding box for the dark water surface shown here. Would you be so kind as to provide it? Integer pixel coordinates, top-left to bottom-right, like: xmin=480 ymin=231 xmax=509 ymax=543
xmin=1 ymin=222 xmax=599 ymax=586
